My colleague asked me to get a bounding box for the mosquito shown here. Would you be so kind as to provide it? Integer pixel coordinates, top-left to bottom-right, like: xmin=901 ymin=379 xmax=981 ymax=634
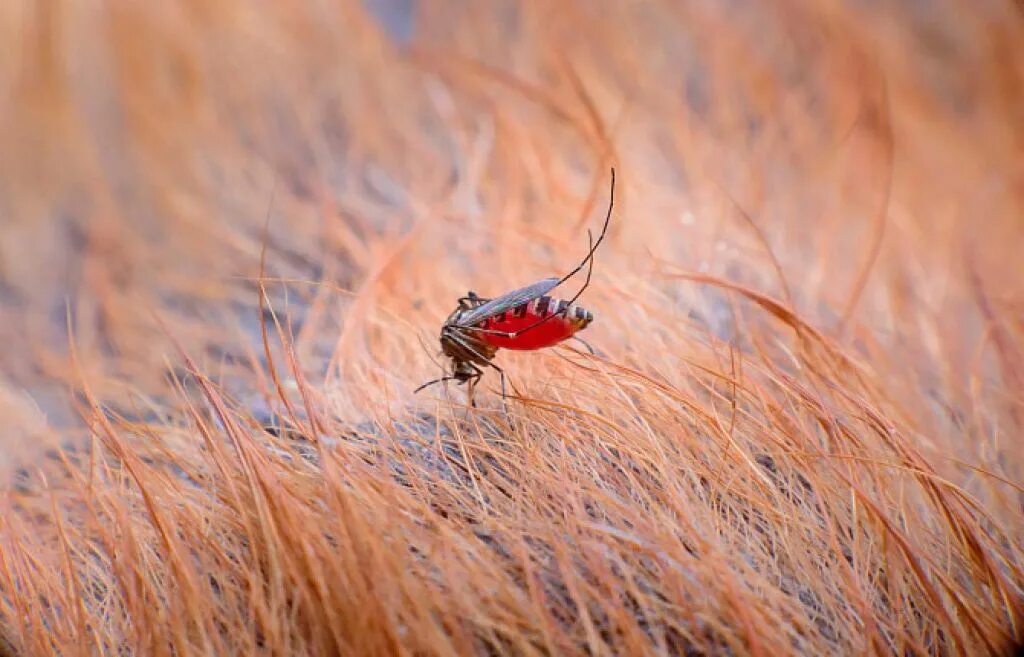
xmin=415 ymin=168 xmax=615 ymax=406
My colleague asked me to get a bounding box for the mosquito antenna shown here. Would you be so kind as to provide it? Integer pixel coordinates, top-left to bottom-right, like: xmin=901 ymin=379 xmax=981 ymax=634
xmin=507 ymin=167 xmax=615 ymax=338
xmin=414 ymin=376 xmax=459 ymax=394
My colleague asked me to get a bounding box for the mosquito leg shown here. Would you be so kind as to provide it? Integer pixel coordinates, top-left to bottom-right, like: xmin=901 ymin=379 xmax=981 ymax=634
xmin=487 ymin=362 xmax=511 ymax=420
xmin=516 ymin=168 xmax=613 ymax=334
xmin=462 ymin=326 xmax=521 ymax=337
xmin=572 ymin=336 xmax=596 ymax=355
xmin=448 ymin=330 xmax=510 ymax=414
xmin=450 ymin=171 xmax=615 ymax=345
xmin=555 ymin=168 xmax=614 ymax=288
xmin=457 ymin=292 xmax=488 ymax=308
xmin=467 ymin=364 xmax=484 ymax=407
xmin=496 ymin=219 xmax=602 ymax=339
xmin=553 ymin=229 xmax=597 ymax=318
xmin=486 ymin=362 xmax=507 ymax=400
xmin=447 ymin=331 xmax=497 ymax=367
xmin=413 ymin=375 xmax=459 ymax=394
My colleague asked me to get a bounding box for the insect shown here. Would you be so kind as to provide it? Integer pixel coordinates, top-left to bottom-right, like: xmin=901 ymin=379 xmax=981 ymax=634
xmin=415 ymin=168 xmax=615 ymax=406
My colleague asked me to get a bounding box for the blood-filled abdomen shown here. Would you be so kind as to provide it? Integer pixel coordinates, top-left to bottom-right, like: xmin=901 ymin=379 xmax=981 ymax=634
xmin=474 ymin=296 xmax=593 ymax=351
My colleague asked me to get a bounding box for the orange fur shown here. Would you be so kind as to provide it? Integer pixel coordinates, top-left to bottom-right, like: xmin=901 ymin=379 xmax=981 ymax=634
xmin=0 ymin=1 xmax=1022 ymax=655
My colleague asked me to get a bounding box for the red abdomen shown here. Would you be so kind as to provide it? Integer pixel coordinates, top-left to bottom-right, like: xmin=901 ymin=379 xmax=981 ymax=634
xmin=474 ymin=296 xmax=592 ymax=351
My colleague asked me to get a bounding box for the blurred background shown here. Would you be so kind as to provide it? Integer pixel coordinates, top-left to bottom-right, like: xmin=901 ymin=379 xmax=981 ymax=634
xmin=1 ymin=1 xmax=1022 ymax=654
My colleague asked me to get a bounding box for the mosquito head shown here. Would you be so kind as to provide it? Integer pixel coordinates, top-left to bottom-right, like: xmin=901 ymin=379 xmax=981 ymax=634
xmin=452 ymin=360 xmax=477 ymax=383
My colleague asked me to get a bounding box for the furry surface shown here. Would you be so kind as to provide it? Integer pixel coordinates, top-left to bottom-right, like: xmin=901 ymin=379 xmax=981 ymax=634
xmin=0 ymin=1 xmax=1021 ymax=655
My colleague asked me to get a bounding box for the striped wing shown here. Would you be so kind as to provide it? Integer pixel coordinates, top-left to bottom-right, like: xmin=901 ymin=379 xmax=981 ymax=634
xmin=455 ymin=277 xmax=560 ymax=327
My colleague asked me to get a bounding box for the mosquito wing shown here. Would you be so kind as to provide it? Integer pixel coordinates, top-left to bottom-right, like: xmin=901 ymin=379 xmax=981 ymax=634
xmin=455 ymin=277 xmax=560 ymax=327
